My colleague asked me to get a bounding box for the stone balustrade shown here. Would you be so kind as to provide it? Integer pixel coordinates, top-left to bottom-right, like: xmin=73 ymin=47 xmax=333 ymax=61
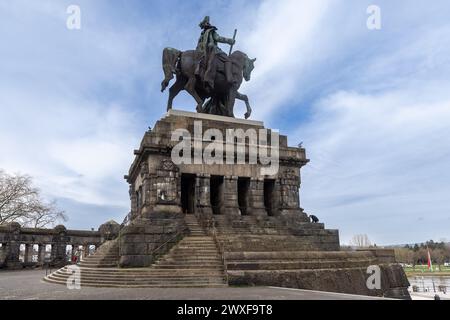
xmin=0 ymin=220 xmax=119 ymax=269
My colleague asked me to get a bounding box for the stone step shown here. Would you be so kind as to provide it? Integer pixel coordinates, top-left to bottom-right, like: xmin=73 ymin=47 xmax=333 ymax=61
xmin=46 ymin=274 xmax=225 ymax=283
xmin=81 ymin=256 xmax=119 ymax=260
xmin=50 ymin=272 xmax=226 ymax=282
xmin=48 ymin=278 xmax=227 ymax=286
xmin=226 ymin=260 xmax=375 ymax=270
xmin=56 ymin=270 xmax=226 ymax=277
xmin=176 ymin=240 xmax=216 ymax=244
xmin=174 ymin=245 xmax=218 ymax=249
xmin=176 ymin=241 xmax=216 ymax=244
xmin=168 ymin=245 xmax=218 ymax=249
xmin=82 ymin=256 xmax=118 ymax=261
xmin=44 ymin=277 xmax=227 ymax=288
xmin=161 ymin=254 xmax=221 ymax=258
xmin=58 ymin=267 xmax=225 ymax=275
xmin=163 ymin=256 xmax=221 ymax=260
xmin=155 ymin=262 xmax=223 ymax=267
xmin=81 ymin=260 xmax=118 ymax=264
xmin=153 ymin=264 xmax=224 ymax=269
xmin=79 ymin=263 xmax=118 ymax=268
xmin=79 ymin=262 xmax=119 ymax=266
xmin=79 ymin=259 xmax=118 ymax=264
xmin=155 ymin=258 xmax=223 ymax=263
xmin=225 ymin=251 xmax=375 ymax=260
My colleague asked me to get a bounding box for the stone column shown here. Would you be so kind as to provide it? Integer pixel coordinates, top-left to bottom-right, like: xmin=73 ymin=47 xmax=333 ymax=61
xmin=24 ymin=244 xmax=32 ymax=263
xmin=51 ymin=225 xmax=69 ymax=267
xmin=248 ymin=178 xmax=268 ymax=216
xmin=195 ymin=174 xmax=213 ymax=217
xmin=4 ymin=223 xmax=22 ymax=269
xmin=278 ymin=168 xmax=309 ymax=221
xmin=223 ymin=176 xmax=241 ymax=216
xmin=271 ymin=180 xmax=281 ymax=216
xmin=38 ymin=244 xmax=46 ymax=264
xmin=129 ymin=184 xmax=138 ymax=219
xmin=83 ymin=245 xmax=90 ymax=259
xmin=5 ymin=242 xmax=21 ymax=268
xmin=0 ymin=243 xmax=4 ymax=263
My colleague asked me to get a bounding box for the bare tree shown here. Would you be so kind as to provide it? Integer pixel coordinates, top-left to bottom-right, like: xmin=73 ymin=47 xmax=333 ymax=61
xmin=0 ymin=170 xmax=67 ymax=228
xmin=395 ymin=248 xmax=414 ymax=264
xmin=350 ymin=234 xmax=372 ymax=248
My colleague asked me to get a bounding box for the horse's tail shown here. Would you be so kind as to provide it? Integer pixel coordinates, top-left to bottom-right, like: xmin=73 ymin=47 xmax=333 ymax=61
xmin=161 ymin=47 xmax=181 ymax=92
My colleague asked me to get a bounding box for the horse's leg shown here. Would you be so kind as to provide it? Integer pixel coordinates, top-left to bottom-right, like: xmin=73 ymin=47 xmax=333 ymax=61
xmin=161 ymin=48 xmax=181 ymax=92
xmin=236 ymin=91 xmax=252 ymax=119
xmin=226 ymin=88 xmax=238 ymax=118
xmin=167 ymin=77 xmax=187 ymax=111
xmin=184 ymin=77 xmax=204 ymax=113
xmin=161 ymin=70 xmax=173 ymax=92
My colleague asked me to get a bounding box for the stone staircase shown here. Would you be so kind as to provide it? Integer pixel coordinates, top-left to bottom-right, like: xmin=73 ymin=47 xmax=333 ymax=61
xmin=79 ymin=239 xmax=119 ymax=268
xmin=44 ymin=215 xmax=227 ymax=288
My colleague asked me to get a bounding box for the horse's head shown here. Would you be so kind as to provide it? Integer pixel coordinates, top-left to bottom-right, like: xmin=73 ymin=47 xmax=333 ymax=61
xmin=231 ymin=51 xmax=256 ymax=82
xmin=243 ymin=56 xmax=256 ymax=82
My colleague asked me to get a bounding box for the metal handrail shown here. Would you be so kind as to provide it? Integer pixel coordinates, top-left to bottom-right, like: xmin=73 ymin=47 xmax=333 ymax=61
xmin=149 ymin=227 xmax=188 ymax=260
xmin=120 ymin=212 xmax=132 ymax=229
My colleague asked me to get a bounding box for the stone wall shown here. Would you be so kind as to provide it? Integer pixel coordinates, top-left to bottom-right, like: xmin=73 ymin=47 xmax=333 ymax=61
xmin=227 ymin=264 xmax=410 ymax=299
xmin=118 ymin=212 xmax=187 ymax=268
xmin=226 ymin=249 xmax=410 ymax=299
xmin=0 ymin=222 xmax=112 ymax=269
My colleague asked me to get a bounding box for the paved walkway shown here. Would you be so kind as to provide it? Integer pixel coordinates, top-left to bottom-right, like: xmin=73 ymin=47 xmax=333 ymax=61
xmin=0 ymin=269 xmax=384 ymax=300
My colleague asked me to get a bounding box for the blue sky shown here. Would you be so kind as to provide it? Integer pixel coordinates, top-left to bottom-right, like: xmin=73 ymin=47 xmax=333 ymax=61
xmin=1 ymin=0 xmax=449 ymax=244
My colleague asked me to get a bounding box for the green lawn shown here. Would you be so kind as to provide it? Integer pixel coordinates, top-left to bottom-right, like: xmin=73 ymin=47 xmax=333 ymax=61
xmin=403 ymin=265 xmax=450 ymax=275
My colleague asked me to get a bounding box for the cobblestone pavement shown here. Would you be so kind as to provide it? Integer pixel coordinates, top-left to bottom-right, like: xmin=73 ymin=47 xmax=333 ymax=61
xmin=0 ymin=269 xmax=384 ymax=300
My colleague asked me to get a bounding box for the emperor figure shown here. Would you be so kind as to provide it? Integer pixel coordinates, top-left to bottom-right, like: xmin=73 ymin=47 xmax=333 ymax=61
xmin=194 ymin=16 xmax=236 ymax=90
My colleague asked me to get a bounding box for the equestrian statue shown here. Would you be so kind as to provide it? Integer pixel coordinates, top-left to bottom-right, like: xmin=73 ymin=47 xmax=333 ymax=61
xmin=161 ymin=16 xmax=256 ymax=119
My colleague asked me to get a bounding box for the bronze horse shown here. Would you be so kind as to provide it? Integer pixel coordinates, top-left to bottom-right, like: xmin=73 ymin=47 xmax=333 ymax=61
xmin=161 ymin=48 xmax=256 ymax=119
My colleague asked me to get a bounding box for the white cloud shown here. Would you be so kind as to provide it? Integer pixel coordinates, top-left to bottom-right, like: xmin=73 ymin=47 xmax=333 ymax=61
xmin=0 ymin=1 xmax=146 ymax=212
xmin=296 ymin=59 xmax=450 ymax=244
xmin=236 ymin=0 xmax=339 ymax=119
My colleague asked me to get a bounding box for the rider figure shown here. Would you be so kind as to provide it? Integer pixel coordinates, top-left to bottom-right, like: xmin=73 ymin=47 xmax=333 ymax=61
xmin=195 ymin=16 xmax=235 ymax=90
